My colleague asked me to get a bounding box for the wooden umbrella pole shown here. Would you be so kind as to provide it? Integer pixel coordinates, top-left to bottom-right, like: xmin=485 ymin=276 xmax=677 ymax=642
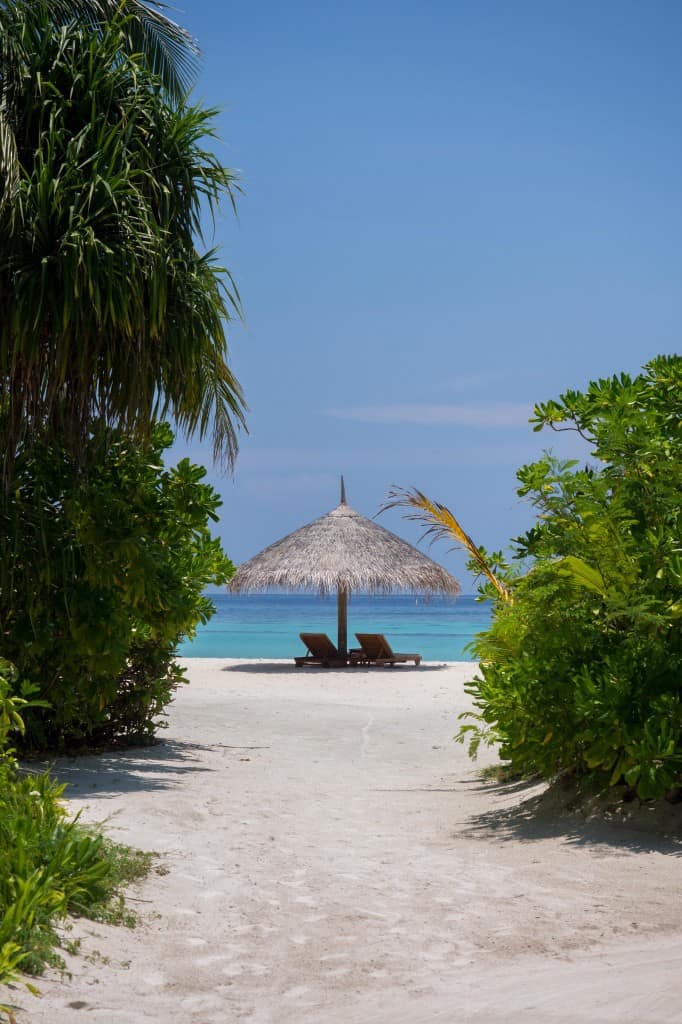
xmin=337 ymin=585 xmax=348 ymax=657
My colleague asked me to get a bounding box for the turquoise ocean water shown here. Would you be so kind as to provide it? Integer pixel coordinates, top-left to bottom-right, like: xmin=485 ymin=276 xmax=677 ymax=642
xmin=179 ymin=593 xmax=492 ymax=662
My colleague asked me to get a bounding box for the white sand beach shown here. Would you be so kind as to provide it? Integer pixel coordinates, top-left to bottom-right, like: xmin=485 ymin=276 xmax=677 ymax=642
xmin=15 ymin=658 xmax=682 ymax=1023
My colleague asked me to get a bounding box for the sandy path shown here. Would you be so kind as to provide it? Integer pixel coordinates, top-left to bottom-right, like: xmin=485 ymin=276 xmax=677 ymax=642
xmin=12 ymin=659 xmax=682 ymax=1023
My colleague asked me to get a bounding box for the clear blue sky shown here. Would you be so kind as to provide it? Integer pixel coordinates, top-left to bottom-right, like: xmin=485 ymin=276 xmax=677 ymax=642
xmin=169 ymin=0 xmax=682 ymax=588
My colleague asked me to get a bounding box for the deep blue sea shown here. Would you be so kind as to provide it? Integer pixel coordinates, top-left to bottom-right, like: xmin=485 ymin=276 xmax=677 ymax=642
xmin=179 ymin=593 xmax=492 ymax=661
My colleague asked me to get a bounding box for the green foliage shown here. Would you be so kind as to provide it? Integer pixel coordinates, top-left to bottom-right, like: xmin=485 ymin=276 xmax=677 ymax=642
xmin=0 ymin=771 xmax=153 ymax=1010
xmin=0 ymin=661 xmax=155 ymax=1019
xmin=0 ymin=423 xmax=234 ymax=751
xmin=0 ymin=7 xmax=234 ymax=1009
xmin=82 ymin=841 xmax=155 ymax=928
xmin=7 ymin=0 xmax=202 ymax=102
xmin=0 ymin=3 xmax=240 ymax=749
xmin=0 ymin=4 xmax=245 ymax=469
xmin=460 ymin=355 xmax=682 ymax=801
xmin=0 ymin=1 xmax=199 ymax=103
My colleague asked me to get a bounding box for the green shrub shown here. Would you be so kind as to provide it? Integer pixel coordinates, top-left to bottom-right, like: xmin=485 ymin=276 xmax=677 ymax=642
xmin=459 ymin=355 xmax=682 ymax=800
xmin=0 ymin=422 xmax=234 ymax=750
xmin=0 ymin=661 xmax=154 ymax=1019
xmin=0 ymin=766 xmax=154 ymax=1014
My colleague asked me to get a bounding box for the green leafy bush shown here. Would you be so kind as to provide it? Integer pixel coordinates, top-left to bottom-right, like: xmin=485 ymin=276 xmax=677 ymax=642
xmin=460 ymin=355 xmax=682 ymax=800
xmin=0 ymin=423 xmax=234 ymax=750
xmin=0 ymin=660 xmax=154 ymax=1019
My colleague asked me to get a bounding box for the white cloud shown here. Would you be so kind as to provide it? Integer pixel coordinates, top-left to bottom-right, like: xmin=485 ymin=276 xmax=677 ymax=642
xmin=326 ymin=402 xmax=533 ymax=428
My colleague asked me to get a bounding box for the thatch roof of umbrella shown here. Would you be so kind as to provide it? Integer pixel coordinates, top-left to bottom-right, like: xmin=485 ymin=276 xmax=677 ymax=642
xmin=229 ymin=480 xmax=461 ymax=656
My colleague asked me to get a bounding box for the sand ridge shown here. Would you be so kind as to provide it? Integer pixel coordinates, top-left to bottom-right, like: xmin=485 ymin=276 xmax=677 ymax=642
xmin=14 ymin=659 xmax=682 ymax=1023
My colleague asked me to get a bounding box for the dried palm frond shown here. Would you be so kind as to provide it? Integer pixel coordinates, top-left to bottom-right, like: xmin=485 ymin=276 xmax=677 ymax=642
xmin=381 ymin=486 xmax=511 ymax=602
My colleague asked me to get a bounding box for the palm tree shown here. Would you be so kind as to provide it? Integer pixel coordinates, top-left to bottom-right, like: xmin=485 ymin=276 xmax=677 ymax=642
xmin=0 ymin=4 xmax=246 ymax=472
xmin=1 ymin=0 xmax=199 ymax=100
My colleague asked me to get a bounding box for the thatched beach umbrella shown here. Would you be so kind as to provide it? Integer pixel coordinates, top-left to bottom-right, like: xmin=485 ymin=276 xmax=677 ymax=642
xmin=229 ymin=480 xmax=461 ymax=656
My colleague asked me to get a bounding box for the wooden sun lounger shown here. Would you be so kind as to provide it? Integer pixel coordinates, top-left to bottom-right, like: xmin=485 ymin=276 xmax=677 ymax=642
xmin=294 ymin=632 xmax=348 ymax=667
xmin=354 ymin=633 xmax=422 ymax=666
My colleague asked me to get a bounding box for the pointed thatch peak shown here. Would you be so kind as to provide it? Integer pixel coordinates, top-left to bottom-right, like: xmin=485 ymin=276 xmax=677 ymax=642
xmin=328 ymin=502 xmax=360 ymax=519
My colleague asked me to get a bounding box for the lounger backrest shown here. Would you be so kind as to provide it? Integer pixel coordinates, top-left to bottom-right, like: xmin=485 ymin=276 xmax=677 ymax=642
xmin=355 ymin=633 xmax=393 ymax=658
xmin=300 ymin=633 xmax=339 ymax=658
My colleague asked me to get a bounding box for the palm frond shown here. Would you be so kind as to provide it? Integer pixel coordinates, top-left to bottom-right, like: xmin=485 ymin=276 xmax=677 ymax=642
xmin=0 ymin=108 xmax=19 ymax=215
xmin=381 ymin=486 xmax=511 ymax=601
xmin=33 ymin=0 xmax=200 ymax=100
xmin=0 ymin=9 xmax=246 ymax=475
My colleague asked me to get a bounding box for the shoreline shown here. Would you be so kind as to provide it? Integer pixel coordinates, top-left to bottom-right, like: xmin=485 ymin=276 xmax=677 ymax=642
xmin=178 ymin=656 xmax=478 ymax=668
xmin=178 ymin=592 xmax=491 ymax=663
xmin=18 ymin=658 xmax=682 ymax=1023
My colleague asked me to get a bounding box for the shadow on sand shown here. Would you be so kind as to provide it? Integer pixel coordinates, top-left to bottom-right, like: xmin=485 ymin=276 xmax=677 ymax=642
xmin=458 ymin=777 xmax=682 ymax=856
xmin=223 ymin=661 xmax=450 ymax=674
xmin=24 ymin=738 xmax=218 ymax=798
